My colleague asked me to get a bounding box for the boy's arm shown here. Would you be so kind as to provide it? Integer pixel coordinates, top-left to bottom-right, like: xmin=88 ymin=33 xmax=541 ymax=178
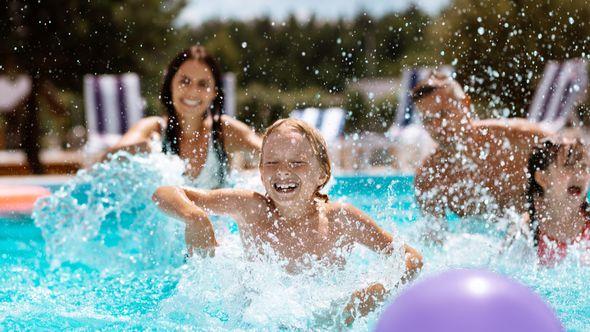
xmin=152 ymin=186 xmax=259 ymax=256
xmin=339 ymin=203 xmax=423 ymax=278
xmin=152 ymin=186 xmax=255 ymax=220
xmin=337 ymin=204 xmax=423 ymax=325
xmin=342 ymin=283 xmax=388 ymax=326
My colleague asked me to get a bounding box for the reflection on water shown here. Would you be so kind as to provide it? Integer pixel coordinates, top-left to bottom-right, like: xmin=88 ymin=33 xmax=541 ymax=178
xmin=0 ymin=152 xmax=584 ymax=330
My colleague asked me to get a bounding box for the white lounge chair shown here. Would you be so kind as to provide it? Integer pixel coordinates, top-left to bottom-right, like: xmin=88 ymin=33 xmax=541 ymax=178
xmin=294 ymin=107 xmax=321 ymax=128
xmin=528 ymin=58 xmax=588 ymax=131
xmin=393 ymin=68 xmax=432 ymax=130
xmin=290 ymin=107 xmax=347 ymax=168
xmin=83 ymin=73 xmax=145 ymax=155
xmin=290 ymin=107 xmax=345 ymax=143
xmin=318 ymin=107 xmax=346 ymax=144
xmin=222 ymin=72 xmax=237 ymax=117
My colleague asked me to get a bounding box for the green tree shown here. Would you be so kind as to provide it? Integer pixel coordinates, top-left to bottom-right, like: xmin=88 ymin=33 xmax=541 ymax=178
xmin=1 ymin=0 xmax=185 ymax=172
xmin=432 ymin=0 xmax=590 ymax=116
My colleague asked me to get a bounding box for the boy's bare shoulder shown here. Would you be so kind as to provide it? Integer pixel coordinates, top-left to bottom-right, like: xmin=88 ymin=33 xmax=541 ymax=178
xmin=324 ymin=201 xmax=363 ymax=220
xmin=229 ymin=189 xmax=268 ymax=206
xmin=247 ymin=191 xmax=274 ymax=215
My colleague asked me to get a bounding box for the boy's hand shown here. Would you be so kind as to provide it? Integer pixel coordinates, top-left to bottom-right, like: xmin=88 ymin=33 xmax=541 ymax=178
xmin=342 ymin=283 xmax=388 ymax=326
xmin=184 ymin=210 xmax=217 ymax=257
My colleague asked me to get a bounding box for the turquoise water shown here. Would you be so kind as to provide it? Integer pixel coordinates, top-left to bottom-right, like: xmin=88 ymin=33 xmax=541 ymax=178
xmin=1 ymin=153 xmax=590 ymax=330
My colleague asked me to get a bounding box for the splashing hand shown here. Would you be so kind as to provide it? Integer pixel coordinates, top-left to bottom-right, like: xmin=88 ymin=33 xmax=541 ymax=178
xmin=342 ymin=283 xmax=388 ymax=326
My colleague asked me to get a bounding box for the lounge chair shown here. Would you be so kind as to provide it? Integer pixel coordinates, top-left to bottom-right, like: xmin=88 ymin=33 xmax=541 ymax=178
xmin=291 ymin=107 xmax=346 ymax=142
xmin=527 ymin=58 xmax=588 ymax=131
xmin=222 ymin=72 xmax=237 ymax=117
xmin=290 ymin=107 xmax=347 ymax=165
xmin=83 ymin=73 xmax=145 ymax=155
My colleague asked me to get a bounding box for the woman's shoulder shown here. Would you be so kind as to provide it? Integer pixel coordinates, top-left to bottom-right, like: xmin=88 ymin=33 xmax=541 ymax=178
xmin=135 ymin=116 xmax=166 ymax=132
xmin=219 ymin=115 xmax=250 ymax=131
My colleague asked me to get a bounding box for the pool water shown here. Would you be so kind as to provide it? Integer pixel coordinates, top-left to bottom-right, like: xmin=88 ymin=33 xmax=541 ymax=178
xmin=1 ymin=153 xmax=590 ymax=330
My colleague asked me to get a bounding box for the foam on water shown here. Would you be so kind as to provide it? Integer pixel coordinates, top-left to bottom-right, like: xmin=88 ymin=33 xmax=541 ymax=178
xmin=156 ymin=232 xmax=407 ymax=330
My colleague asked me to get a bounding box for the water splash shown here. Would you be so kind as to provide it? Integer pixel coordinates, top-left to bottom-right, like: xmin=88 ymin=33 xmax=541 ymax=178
xmin=157 ymin=234 xmax=407 ymax=331
xmin=29 ymin=153 xmax=410 ymax=330
xmin=24 ymin=164 xmax=590 ymax=330
xmin=33 ymin=151 xmax=187 ymax=271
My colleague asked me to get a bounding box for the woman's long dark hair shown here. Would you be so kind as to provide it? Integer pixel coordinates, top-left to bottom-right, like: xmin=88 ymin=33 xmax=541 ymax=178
xmin=526 ymin=138 xmax=588 ymax=245
xmin=160 ymin=46 xmax=228 ymax=182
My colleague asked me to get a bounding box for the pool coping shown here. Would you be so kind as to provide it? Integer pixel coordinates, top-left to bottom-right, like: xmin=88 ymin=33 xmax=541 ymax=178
xmin=0 ymin=175 xmax=73 ymax=186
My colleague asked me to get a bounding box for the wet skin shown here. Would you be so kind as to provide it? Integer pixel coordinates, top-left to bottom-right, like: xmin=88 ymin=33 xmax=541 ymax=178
xmin=153 ymin=124 xmax=423 ymax=323
xmin=414 ymin=77 xmax=551 ymax=218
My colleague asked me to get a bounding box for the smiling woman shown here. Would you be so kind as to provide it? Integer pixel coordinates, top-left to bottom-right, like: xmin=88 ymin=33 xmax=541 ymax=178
xmin=107 ymin=46 xmax=261 ymax=188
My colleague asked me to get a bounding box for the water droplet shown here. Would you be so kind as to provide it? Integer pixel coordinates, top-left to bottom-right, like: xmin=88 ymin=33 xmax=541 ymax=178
xmin=568 ymin=17 xmax=575 ymax=25
xmin=477 ymin=27 xmax=485 ymax=35
xmin=241 ymin=42 xmax=247 ymax=48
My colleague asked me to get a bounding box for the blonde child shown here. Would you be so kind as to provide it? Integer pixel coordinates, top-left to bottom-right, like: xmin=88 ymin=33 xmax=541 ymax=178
xmin=152 ymin=118 xmax=423 ymax=323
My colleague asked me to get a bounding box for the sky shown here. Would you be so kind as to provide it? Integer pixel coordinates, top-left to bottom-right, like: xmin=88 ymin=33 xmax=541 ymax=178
xmin=177 ymin=0 xmax=451 ymax=26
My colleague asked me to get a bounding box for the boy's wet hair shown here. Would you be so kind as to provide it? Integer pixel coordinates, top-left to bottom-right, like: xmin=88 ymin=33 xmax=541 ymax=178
xmin=526 ymin=137 xmax=587 ymax=245
xmin=261 ymin=118 xmax=331 ymax=202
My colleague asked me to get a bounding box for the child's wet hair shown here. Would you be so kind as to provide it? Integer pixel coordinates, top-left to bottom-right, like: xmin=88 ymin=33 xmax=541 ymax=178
xmin=526 ymin=137 xmax=587 ymax=245
xmin=261 ymin=118 xmax=331 ymax=202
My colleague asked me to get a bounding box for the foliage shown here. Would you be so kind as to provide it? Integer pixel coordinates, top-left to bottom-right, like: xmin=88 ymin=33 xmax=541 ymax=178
xmin=190 ymin=7 xmax=431 ymax=92
xmin=431 ymin=0 xmax=590 ymax=117
xmin=5 ymin=0 xmax=590 ymax=149
xmin=1 ymin=0 xmax=186 ymax=92
xmin=236 ymin=85 xmax=343 ymax=132
xmin=344 ymin=90 xmax=397 ymax=133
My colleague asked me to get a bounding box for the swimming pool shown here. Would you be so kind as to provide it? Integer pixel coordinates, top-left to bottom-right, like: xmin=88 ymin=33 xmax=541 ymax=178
xmin=1 ymin=154 xmax=589 ymax=330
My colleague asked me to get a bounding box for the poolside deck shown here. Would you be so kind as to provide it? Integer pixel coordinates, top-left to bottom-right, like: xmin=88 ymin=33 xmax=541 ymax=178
xmin=0 ymin=150 xmax=83 ymax=176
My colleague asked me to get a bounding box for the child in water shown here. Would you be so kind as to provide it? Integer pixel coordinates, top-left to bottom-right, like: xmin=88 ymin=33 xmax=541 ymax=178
xmin=513 ymin=137 xmax=590 ymax=266
xmin=152 ymin=118 xmax=423 ymax=323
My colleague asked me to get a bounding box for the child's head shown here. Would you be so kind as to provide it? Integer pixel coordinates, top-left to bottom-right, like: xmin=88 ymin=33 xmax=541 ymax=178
xmin=260 ymin=119 xmax=331 ymax=205
xmin=412 ymin=71 xmax=472 ymax=144
xmin=526 ymin=137 xmax=590 ymax=239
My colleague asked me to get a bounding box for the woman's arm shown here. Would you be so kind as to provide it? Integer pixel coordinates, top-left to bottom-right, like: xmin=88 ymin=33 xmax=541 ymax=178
xmin=104 ymin=116 xmax=165 ymax=157
xmin=220 ymin=115 xmax=262 ymax=156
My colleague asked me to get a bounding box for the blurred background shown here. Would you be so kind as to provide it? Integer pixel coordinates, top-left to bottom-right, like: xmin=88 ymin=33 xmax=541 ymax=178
xmin=1 ymin=0 xmax=589 ymax=174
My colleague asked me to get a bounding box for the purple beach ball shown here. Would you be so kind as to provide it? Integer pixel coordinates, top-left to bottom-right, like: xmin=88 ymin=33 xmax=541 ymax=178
xmin=376 ymin=269 xmax=563 ymax=332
